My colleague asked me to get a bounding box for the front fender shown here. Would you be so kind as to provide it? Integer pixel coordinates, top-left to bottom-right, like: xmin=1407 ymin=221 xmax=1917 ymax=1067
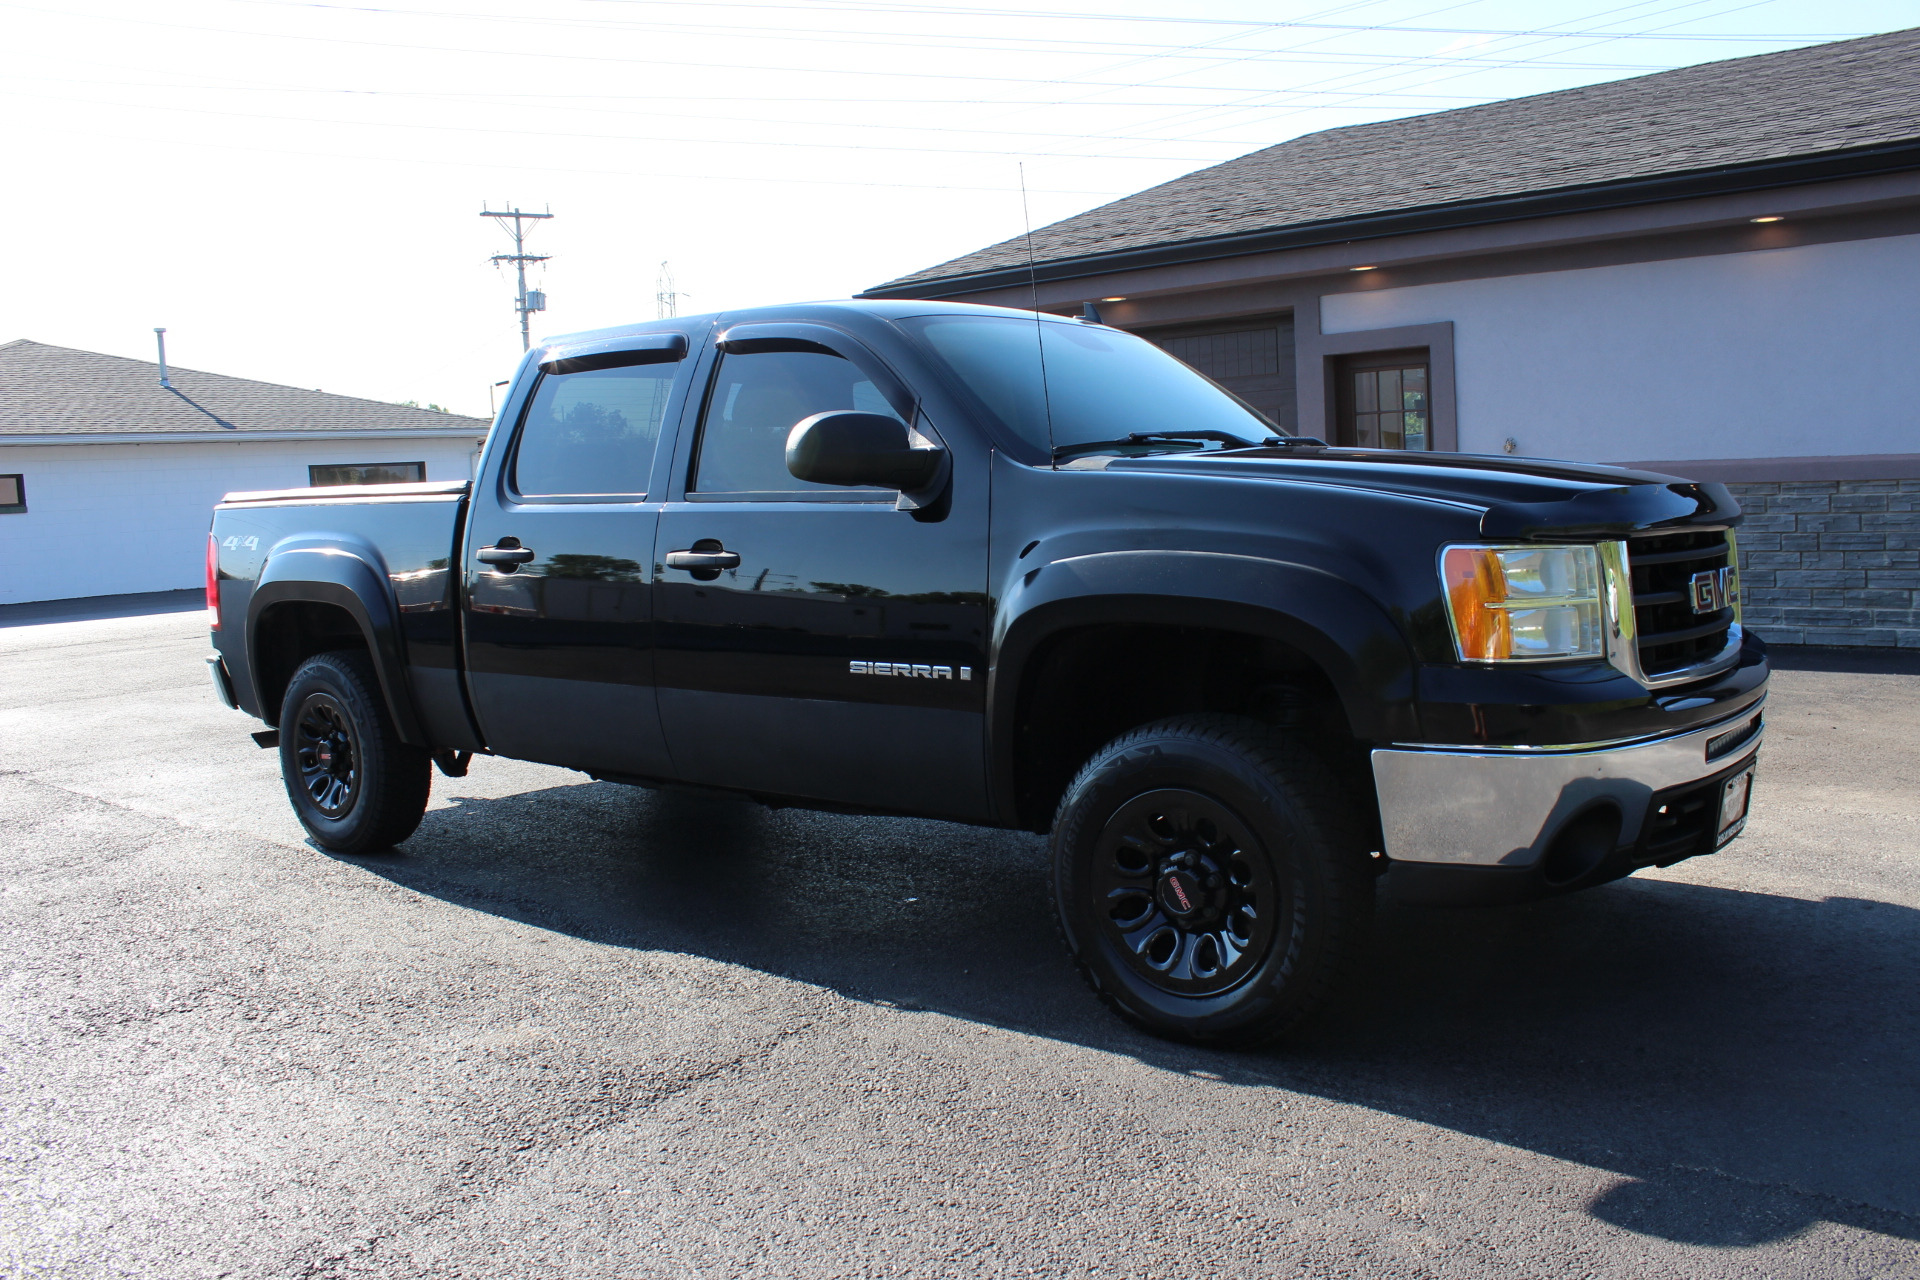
xmin=988 ymin=549 xmax=1419 ymax=821
xmin=248 ymin=537 xmax=425 ymax=744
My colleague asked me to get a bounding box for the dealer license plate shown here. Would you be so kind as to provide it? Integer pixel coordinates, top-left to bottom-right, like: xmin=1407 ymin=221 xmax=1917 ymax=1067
xmin=1715 ymin=768 xmax=1755 ymax=847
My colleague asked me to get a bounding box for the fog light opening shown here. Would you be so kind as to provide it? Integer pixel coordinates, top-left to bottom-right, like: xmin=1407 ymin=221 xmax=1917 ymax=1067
xmin=1540 ymin=805 xmax=1622 ymax=886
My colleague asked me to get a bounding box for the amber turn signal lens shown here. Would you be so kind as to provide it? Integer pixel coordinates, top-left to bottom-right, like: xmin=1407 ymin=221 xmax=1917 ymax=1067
xmin=1441 ymin=546 xmax=1511 ymax=660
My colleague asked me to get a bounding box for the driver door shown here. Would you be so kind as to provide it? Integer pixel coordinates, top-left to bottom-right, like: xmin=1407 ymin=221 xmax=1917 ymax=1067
xmin=653 ymin=332 xmax=990 ymax=820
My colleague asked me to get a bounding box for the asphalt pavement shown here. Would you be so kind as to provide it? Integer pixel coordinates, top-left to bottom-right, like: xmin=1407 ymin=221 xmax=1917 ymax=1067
xmin=2 ymin=599 xmax=1917 ymax=1279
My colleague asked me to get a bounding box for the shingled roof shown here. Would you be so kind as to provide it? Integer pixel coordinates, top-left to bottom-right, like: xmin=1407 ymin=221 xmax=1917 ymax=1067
xmin=0 ymin=340 xmax=489 ymax=441
xmin=867 ymin=26 xmax=1920 ymax=296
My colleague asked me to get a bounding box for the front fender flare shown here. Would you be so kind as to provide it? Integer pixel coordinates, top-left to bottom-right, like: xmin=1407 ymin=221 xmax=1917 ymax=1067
xmin=248 ymin=539 xmax=425 ymax=744
xmin=988 ymin=550 xmax=1417 ymax=824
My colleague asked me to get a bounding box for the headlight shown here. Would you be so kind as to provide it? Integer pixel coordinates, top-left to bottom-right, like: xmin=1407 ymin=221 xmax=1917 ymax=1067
xmin=1440 ymin=543 xmax=1606 ymax=662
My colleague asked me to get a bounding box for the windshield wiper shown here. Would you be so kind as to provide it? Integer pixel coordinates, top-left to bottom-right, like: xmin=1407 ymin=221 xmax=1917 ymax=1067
xmin=1052 ymin=429 xmax=1261 ymax=460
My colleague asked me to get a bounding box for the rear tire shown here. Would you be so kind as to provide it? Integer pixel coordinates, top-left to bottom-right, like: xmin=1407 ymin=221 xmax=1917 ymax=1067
xmin=1050 ymin=714 xmax=1373 ymax=1047
xmin=278 ymin=650 xmax=431 ymax=853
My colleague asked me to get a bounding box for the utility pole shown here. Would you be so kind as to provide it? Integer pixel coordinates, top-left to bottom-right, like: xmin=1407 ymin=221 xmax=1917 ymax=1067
xmin=480 ymin=204 xmax=553 ymax=350
xmin=656 ymin=261 xmax=687 ymax=319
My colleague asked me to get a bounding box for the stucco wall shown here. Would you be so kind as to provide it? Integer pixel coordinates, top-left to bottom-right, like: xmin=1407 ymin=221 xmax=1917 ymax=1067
xmin=1318 ymin=232 xmax=1920 ymax=464
xmin=0 ymin=436 xmax=481 ymax=604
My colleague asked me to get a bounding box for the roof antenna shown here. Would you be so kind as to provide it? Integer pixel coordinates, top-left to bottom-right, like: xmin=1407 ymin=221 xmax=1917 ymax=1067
xmin=154 ymin=327 xmax=172 ymax=389
xmin=1018 ymin=164 xmax=1056 ymax=465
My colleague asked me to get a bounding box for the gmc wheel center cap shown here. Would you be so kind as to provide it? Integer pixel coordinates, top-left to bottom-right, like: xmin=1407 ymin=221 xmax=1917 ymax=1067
xmin=1159 ymin=869 xmax=1203 ymax=918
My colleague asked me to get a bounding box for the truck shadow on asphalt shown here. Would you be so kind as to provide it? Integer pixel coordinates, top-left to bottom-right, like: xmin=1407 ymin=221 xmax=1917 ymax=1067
xmin=336 ymin=779 xmax=1920 ymax=1251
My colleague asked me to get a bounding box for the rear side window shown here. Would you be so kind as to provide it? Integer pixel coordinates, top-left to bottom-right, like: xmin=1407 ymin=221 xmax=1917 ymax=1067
xmin=513 ymin=362 xmax=678 ymax=497
xmin=693 ymin=350 xmax=903 ymax=495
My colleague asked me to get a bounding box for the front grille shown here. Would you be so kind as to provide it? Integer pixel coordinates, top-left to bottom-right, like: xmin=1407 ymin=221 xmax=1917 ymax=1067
xmin=1627 ymin=528 xmax=1734 ymax=679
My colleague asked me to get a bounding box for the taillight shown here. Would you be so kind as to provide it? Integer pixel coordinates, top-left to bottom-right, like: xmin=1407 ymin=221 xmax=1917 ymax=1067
xmin=206 ymin=533 xmax=221 ymax=631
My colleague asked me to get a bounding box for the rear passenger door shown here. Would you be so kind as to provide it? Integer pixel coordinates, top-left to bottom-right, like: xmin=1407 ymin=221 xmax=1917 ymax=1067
xmin=462 ymin=332 xmax=692 ymax=777
xmin=652 ymin=324 xmax=991 ymax=821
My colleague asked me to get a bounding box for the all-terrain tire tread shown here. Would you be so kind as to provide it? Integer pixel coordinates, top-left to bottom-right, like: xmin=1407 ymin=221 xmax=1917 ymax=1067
xmin=1048 ymin=713 xmax=1374 ymax=1047
xmin=280 ymin=650 xmax=432 ymax=853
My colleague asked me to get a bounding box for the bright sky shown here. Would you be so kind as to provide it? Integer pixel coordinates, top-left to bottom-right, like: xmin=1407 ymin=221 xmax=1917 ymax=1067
xmin=5 ymin=0 xmax=1914 ymax=416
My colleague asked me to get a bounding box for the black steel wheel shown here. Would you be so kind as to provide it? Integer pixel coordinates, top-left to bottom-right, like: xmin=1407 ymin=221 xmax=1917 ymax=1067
xmin=1051 ymin=715 xmax=1373 ymax=1046
xmin=1094 ymin=789 xmax=1278 ymax=998
xmin=278 ymin=650 xmax=431 ymax=853
xmin=293 ymin=693 xmax=360 ymax=818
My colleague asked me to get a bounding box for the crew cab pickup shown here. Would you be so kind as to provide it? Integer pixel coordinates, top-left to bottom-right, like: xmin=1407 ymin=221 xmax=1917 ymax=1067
xmin=206 ymin=299 xmax=1767 ymax=1045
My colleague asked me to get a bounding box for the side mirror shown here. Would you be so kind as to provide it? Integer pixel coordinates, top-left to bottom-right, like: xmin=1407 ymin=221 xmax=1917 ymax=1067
xmin=786 ymin=411 xmax=945 ymax=491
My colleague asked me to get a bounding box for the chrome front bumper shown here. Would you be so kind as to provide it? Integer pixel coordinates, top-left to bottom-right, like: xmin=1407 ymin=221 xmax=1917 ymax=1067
xmin=1372 ymin=699 xmax=1764 ymax=869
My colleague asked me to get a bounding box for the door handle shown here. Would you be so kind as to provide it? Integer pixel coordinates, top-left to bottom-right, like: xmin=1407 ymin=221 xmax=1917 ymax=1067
xmin=477 ymin=542 xmax=537 ymax=566
xmin=665 ymin=547 xmax=742 ymax=571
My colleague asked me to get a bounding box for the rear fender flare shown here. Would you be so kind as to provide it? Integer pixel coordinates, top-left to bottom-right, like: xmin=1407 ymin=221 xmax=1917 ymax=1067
xmin=989 ymin=550 xmax=1417 ymax=823
xmin=248 ymin=538 xmax=424 ymax=744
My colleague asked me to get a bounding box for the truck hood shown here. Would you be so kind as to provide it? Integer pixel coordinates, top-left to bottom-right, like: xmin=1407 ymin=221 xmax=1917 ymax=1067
xmin=1101 ymin=447 xmax=1740 ymax=540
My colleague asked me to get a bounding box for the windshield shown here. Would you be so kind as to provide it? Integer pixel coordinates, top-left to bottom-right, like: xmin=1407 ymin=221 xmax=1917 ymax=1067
xmin=899 ymin=313 xmax=1277 ymax=460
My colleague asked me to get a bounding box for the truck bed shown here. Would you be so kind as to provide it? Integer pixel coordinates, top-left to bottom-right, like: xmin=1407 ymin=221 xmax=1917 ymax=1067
xmin=209 ymin=480 xmax=475 ymax=750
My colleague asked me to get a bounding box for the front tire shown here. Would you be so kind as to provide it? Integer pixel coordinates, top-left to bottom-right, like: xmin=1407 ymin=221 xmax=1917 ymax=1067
xmin=1050 ymin=715 xmax=1373 ymax=1047
xmin=278 ymin=650 xmax=431 ymax=853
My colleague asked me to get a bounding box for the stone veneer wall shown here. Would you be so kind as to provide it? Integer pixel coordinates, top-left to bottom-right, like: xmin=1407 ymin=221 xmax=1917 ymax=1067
xmin=1726 ymin=480 xmax=1920 ymax=648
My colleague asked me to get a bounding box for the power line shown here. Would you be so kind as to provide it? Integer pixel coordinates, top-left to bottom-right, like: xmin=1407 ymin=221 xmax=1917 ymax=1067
xmin=10 ymin=0 xmax=1862 ymax=201
xmin=7 ymin=3 xmax=1697 ymax=78
xmin=17 ymin=114 xmax=1135 ymax=195
xmin=957 ymin=0 xmax=1470 ymax=150
xmin=6 ymin=68 xmax=1508 ymax=108
xmin=1053 ymin=0 xmax=1781 ymax=158
xmin=2 ymin=88 xmax=1243 ymax=162
xmin=564 ymin=0 xmax=1860 ymax=40
xmin=225 ymin=0 xmax=1863 ymax=45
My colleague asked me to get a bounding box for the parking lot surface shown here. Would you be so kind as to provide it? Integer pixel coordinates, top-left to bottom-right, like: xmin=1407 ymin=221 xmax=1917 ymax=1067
xmin=3 ymin=598 xmax=1918 ymax=1279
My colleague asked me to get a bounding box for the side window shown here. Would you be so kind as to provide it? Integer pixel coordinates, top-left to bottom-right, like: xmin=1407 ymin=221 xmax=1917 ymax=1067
xmin=513 ymin=361 xmax=678 ymax=498
xmin=693 ymin=349 xmax=903 ymax=495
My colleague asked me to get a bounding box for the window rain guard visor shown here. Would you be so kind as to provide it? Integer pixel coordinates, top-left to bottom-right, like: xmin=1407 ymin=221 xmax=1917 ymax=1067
xmin=538 ymin=331 xmax=688 ymax=375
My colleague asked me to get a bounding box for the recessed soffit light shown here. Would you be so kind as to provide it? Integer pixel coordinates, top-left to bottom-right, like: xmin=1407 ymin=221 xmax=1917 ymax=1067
xmin=1750 ymin=215 xmax=1784 ymax=223
xmin=1350 ymin=265 xmax=1378 ymax=272
xmin=1100 ymin=296 xmax=1126 ymax=302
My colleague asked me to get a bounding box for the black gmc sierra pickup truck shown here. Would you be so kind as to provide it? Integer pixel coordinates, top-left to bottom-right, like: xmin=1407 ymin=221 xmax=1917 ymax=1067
xmin=206 ymin=299 xmax=1766 ymax=1045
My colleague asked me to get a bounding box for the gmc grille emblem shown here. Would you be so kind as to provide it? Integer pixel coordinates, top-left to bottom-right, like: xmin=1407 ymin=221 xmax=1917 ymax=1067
xmin=1689 ymin=566 xmax=1733 ymax=615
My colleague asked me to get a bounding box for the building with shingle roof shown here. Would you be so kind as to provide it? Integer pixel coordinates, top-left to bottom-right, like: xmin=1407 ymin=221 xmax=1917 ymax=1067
xmin=1 ymin=339 xmax=490 ymax=604
xmin=869 ymin=27 xmax=1920 ymax=302
xmin=0 ymin=339 xmax=489 ymax=442
xmin=866 ymin=28 xmax=1920 ymax=649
